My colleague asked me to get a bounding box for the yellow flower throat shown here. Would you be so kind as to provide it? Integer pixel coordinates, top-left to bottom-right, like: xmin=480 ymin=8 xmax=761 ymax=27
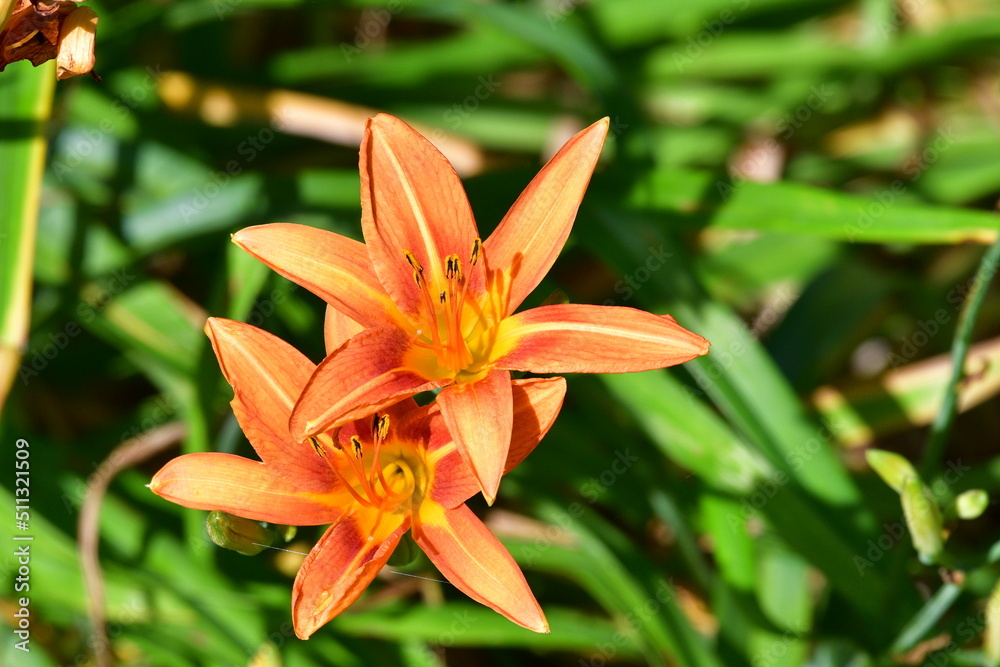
xmin=309 ymin=413 xmax=426 ymax=533
xmin=403 ymin=237 xmax=498 ymax=383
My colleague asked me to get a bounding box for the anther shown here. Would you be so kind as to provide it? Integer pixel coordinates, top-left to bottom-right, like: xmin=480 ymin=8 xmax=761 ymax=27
xmin=471 ymin=238 xmax=481 ymax=266
xmin=445 ymin=254 xmax=462 ymax=282
xmin=308 ymin=436 xmax=326 ymax=458
xmin=375 ymin=414 xmax=390 ymax=441
xmin=403 ymin=250 xmax=423 ymax=274
xmin=350 ymin=436 xmax=363 ymax=459
xmin=439 ymin=291 xmax=447 ymax=303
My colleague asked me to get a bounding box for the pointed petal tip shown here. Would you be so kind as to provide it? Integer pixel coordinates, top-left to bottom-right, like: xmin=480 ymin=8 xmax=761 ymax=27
xmin=293 ymin=621 xmax=314 ymax=641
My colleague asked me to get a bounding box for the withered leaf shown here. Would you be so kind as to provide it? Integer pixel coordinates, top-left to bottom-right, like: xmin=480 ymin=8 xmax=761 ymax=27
xmin=0 ymin=0 xmax=97 ymax=78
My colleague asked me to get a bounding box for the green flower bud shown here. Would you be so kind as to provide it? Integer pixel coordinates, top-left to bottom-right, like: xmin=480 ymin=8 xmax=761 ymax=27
xmin=955 ymin=489 xmax=989 ymax=520
xmin=901 ymin=478 xmax=944 ymax=564
xmin=866 ymin=449 xmax=919 ymax=494
xmin=206 ymin=511 xmax=275 ymax=556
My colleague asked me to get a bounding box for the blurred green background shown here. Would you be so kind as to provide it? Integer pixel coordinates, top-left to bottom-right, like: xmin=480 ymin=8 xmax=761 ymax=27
xmin=3 ymin=0 xmax=1000 ymax=664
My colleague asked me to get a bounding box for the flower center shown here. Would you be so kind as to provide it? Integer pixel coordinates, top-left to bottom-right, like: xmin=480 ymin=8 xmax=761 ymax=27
xmin=404 ymin=238 xmax=492 ymax=379
xmin=309 ymin=413 xmax=425 ymax=532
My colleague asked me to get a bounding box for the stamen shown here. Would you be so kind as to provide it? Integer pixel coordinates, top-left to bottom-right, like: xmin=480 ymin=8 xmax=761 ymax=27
xmin=308 ymin=436 xmax=326 ymax=458
xmin=440 ymin=291 xmax=447 ymax=304
xmin=310 ymin=434 xmax=373 ymax=508
xmin=369 ymin=413 xmax=394 ymax=491
xmin=403 ymin=250 xmax=423 ymax=275
xmin=471 ymin=238 xmax=482 ymax=266
xmin=404 ymin=249 xmax=444 ymax=350
xmin=445 ymin=254 xmax=463 ymax=282
xmin=346 ymin=435 xmax=382 ymax=503
xmin=374 ymin=414 xmax=390 ymax=442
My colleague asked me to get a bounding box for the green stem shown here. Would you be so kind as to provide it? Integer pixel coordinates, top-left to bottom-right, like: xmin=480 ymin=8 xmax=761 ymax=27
xmin=920 ymin=237 xmax=1000 ymax=477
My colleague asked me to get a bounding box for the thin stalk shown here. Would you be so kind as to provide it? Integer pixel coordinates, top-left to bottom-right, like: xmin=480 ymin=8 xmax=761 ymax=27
xmin=920 ymin=237 xmax=1000 ymax=477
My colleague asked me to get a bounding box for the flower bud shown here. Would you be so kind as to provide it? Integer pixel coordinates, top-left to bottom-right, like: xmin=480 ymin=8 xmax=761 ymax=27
xmin=901 ymin=477 xmax=943 ymax=564
xmin=206 ymin=511 xmax=274 ymax=556
xmin=866 ymin=449 xmax=919 ymax=494
xmin=955 ymin=489 xmax=989 ymax=520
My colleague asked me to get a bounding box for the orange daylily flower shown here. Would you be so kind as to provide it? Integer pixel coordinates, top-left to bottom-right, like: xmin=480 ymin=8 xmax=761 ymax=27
xmin=233 ymin=113 xmax=709 ymax=503
xmin=149 ymin=317 xmax=564 ymax=638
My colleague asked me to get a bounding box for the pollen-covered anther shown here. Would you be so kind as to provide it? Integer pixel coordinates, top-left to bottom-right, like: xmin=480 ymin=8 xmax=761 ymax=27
xmin=373 ymin=413 xmax=390 ymax=442
xmin=351 ymin=436 xmax=363 ymax=459
xmin=404 ymin=250 xmax=424 ymax=287
xmin=471 ymin=237 xmax=482 ymax=266
xmin=445 ymin=254 xmax=463 ymax=282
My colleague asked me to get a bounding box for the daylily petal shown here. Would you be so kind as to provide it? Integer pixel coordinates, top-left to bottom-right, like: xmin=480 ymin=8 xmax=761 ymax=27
xmin=413 ymin=502 xmax=548 ymax=634
xmin=428 ymin=377 xmax=566 ymax=509
xmin=290 ymin=325 xmax=446 ymax=441
xmin=292 ymin=507 xmax=409 ymax=639
xmin=232 ymin=223 xmax=397 ymax=329
xmin=324 ymin=305 xmax=366 ymax=354
xmin=483 ymin=119 xmax=609 ymax=316
xmin=149 ymin=453 xmax=344 ymax=526
xmin=437 ymin=370 xmax=513 ymax=505
xmin=493 ymin=304 xmax=710 ymax=373
xmin=206 ymin=317 xmax=338 ymax=493
xmin=360 ymin=114 xmax=484 ymax=322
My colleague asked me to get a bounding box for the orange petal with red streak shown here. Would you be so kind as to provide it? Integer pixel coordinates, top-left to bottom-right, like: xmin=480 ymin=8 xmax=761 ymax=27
xmin=360 ymin=114 xmax=484 ymax=322
xmin=292 ymin=507 xmax=410 ymax=639
xmin=149 ymin=453 xmax=343 ymax=526
xmin=290 ymin=324 xmax=446 ymax=441
xmin=428 ymin=377 xmax=566 ymax=509
xmin=232 ymin=223 xmax=397 ymax=328
xmin=494 ymin=305 xmax=710 ymax=373
xmin=437 ymin=369 xmax=513 ymax=505
xmin=206 ymin=317 xmax=338 ymax=493
xmin=413 ymin=502 xmax=548 ymax=633
xmin=483 ymin=119 xmax=609 ymax=316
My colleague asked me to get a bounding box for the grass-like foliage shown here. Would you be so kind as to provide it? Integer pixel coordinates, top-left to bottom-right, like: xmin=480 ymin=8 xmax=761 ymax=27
xmin=2 ymin=0 xmax=1000 ymax=665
